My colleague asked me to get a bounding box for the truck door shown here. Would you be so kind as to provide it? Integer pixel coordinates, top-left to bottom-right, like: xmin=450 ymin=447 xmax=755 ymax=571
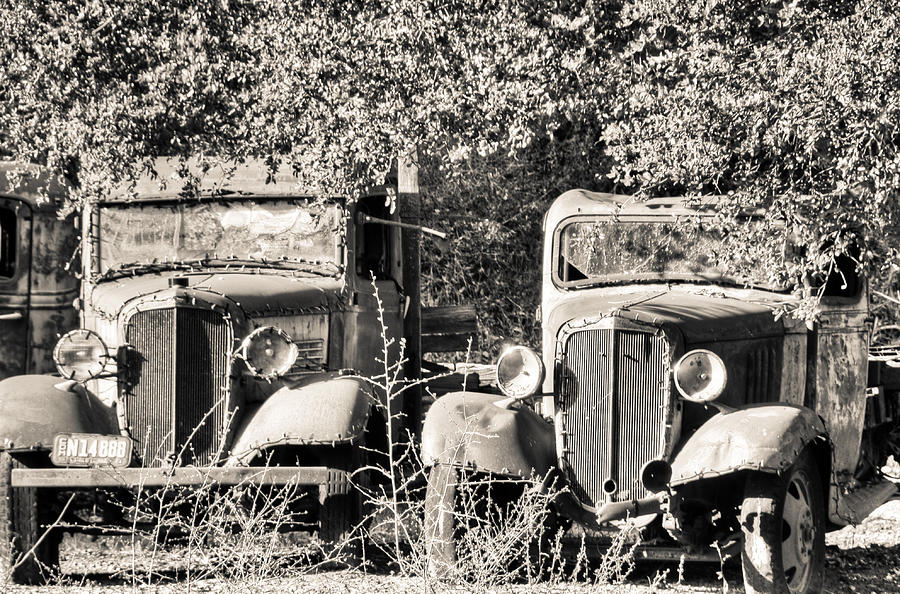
xmin=352 ymin=196 xmax=404 ymax=377
xmin=0 ymin=198 xmax=32 ymax=379
xmin=808 ymin=254 xmax=869 ymax=485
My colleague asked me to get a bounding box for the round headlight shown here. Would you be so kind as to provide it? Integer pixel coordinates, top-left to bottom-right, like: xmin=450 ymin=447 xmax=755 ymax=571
xmin=674 ymin=349 xmax=727 ymax=403
xmin=496 ymin=345 xmax=544 ymax=399
xmin=53 ymin=329 xmax=109 ymax=381
xmin=239 ymin=326 xmax=298 ymax=379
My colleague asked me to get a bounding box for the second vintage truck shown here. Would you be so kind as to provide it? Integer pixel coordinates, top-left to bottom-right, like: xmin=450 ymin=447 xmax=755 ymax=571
xmin=423 ymin=190 xmax=899 ymax=594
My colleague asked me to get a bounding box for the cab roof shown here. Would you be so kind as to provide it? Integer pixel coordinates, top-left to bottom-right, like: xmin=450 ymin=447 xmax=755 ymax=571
xmin=0 ymin=161 xmax=70 ymax=211
xmin=109 ymin=158 xmax=317 ymax=203
xmin=544 ymin=189 xmax=724 ymax=232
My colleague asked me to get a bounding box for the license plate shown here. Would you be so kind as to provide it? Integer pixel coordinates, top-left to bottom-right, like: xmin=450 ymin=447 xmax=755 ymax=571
xmin=51 ymin=433 xmax=132 ymax=468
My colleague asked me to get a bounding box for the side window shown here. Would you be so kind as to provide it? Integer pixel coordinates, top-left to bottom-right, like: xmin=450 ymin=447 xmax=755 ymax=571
xmin=355 ymin=196 xmax=393 ymax=280
xmin=0 ymin=206 xmax=16 ymax=279
xmin=822 ymin=251 xmax=861 ymax=298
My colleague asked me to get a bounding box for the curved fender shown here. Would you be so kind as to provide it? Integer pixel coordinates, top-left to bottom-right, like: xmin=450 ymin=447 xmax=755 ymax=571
xmin=421 ymin=391 xmax=556 ymax=478
xmin=669 ymin=404 xmax=826 ymax=486
xmin=228 ymin=374 xmax=375 ymax=464
xmin=0 ymin=375 xmax=119 ymax=451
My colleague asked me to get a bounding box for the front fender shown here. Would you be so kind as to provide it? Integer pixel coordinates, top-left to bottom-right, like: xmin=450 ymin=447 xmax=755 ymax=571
xmin=421 ymin=391 xmax=556 ymax=478
xmin=228 ymin=374 xmax=375 ymax=464
xmin=669 ymin=404 xmax=826 ymax=486
xmin=0 ymin=375 xmax=119 ymax=451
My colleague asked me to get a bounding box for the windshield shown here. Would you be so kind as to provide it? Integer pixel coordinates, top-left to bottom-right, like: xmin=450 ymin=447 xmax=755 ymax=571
xmin=97 ymin=199 xmax=342 ymax=276
xmin=555 ymin=218 xmax=788 ymax=290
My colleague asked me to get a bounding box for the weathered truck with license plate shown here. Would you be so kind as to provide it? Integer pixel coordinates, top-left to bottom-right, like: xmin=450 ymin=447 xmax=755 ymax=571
xmin=0 ymin=158 xmax=463 ymax=583
xmin=422 ymin=190 xmax=900 ymax=593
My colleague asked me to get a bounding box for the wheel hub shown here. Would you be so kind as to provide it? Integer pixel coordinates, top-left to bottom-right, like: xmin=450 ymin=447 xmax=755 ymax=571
xmin=797 ymin=507 xmax=814 ymax=560
xmin=784 ymin=474 xmax=815 ymax=592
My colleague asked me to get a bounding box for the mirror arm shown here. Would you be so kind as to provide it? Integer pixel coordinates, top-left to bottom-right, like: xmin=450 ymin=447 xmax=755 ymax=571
xmin=358 ymin=213 xmax=447 ymax=240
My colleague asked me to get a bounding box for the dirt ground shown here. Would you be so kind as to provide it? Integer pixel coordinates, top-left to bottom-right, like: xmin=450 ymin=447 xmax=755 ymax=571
xmin=5 ymin=500 xmax=900 ymax=593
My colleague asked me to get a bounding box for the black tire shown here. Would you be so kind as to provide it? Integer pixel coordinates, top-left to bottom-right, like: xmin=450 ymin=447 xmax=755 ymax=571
xmin=318 ymin=444 xmax=366 ymax=561
xmin=0 ymin=451 xmax=62 ymax=584
xmin=740 ymin=447 xmax=825 ymax=594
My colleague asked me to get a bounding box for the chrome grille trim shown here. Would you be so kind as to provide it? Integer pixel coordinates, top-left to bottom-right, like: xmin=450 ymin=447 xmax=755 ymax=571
xmin=558 ymin=326 xmax=670 ymax=507
xmin=122 ymin=307 xmax=233 ymax=467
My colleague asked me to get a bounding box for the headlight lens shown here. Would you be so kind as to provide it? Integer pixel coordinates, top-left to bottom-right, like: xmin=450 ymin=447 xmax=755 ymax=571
xmin=674 ymin=349 xmax=727 ymax=403
xmin=53 ymin=329 xmax=109 ymax=381
xmin=239 ymin=326 xmax=298 ymax=379
xmin=496 ymin=345 xmax=544 ymax=399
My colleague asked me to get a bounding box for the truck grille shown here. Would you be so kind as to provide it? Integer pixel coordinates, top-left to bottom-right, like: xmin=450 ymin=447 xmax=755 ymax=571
xmin=122 ymin=307 xmax=233 ymax=467
xmin=558 ymin=327 xmax=669 ymax=506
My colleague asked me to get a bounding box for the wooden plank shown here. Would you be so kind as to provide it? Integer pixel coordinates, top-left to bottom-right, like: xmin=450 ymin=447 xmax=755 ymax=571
xmin=11 ymin=466 xmax=342 ymax=488
xmin=421 ymin=305 xmax=477 ymax=334
xmin=423 ymin=333 xmax=476 ymax=353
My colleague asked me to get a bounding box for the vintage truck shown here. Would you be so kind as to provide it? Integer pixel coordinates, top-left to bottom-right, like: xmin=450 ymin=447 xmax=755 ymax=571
xmin=0 ymin=158 xmax=466 ymax=583
xmin=423 ymin=190 xmax=900 ymax=593
xmin=0 ymin=162 xmax=79 ymax=381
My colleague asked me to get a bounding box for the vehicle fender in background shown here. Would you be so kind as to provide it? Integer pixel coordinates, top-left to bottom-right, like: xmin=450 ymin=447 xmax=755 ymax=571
xmin=669 ymin=404 xmax=827 ymax=486
xmin=421 ymin=391 xmax=556 ymax=478
xmin=228 ymin=374 xmax=376 ymax=464
xmin=0 ymin=375 xmax=119 ymax=451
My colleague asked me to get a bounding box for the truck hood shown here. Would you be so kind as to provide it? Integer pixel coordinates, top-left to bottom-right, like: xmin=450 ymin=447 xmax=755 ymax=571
xmin=89 ymin=273 xmax=346 ymax=318
xmin=548 ymin=288 xmax=788 ymax=344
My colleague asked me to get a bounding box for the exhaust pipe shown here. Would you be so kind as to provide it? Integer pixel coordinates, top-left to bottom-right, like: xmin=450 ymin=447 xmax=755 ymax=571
xmin=594 ymin=492 xmax=667 ymax=523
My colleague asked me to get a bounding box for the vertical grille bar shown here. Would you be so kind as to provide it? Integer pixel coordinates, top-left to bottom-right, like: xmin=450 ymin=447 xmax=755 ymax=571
xmin=559 ymin=327 xmax=669 ymax=506
xmin=124 ymin=307 xmax=232 ymax=467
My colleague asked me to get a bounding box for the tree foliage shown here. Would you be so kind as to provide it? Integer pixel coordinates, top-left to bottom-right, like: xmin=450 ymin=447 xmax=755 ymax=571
xmin=3 ymin=0 xmax=900 ymax=351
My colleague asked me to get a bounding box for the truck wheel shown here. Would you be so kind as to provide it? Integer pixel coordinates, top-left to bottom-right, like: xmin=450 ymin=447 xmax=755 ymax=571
xmin=318 ymin=444 xmax=365 ymax=561
xmin=424 ymin=463 xmax=560 ymax=581
xmin=740 ymin=448 xmax=825 ymax=594
xmin=424 ymin=463 xmax=458 ymax=577
xmin=0 ymin=451 xmax=62 ymax=584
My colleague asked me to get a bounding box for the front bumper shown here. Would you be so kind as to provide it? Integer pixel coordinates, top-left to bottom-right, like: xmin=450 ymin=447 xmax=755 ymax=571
xmin=11 ymin=466 xmax=350 ymax=499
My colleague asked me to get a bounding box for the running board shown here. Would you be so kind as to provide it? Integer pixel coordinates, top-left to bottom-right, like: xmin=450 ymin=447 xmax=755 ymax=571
xmin=830 ymin=479 xmax=897 ymax=525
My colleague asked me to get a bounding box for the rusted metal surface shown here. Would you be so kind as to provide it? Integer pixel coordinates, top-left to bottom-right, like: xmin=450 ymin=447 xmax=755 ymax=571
xmin=228 ymin=374 xmax=375 ymax=464
xmin=812 ymin=301 xmax=870 ymax=483
xmin=88 ymin=274 xmax=345 ymax=320
xmin=0 ymin=164 xmax=79 ymax=381
xmin=668 ymin=404 xmax=825 ymax=485
xmin=0 ymin=375 xmax=118 ymax=451
xmin=421 ymin=390 xmax=556 ymax=478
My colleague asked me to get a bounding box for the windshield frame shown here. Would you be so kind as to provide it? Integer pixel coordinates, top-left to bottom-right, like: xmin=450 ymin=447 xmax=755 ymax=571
xmin=89 ymin=195 xmax=347 ymax=281
xmin=550 ymin=213 xmax=791 ymax=293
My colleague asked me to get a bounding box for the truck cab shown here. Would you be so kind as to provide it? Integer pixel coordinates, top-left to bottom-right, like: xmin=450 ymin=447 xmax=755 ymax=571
xmin=423 ymin=191 xmax=897 ymax=594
